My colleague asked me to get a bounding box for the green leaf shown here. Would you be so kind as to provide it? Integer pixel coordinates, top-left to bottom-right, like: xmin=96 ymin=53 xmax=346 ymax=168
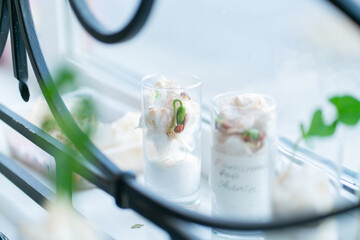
xmin=176 ymin=105 xmax=186 ymax=124
xmin=304 ymin=109 xmax=337 ymax=138
xmin=131 ymin=224 xmax=144 ymax=229
xmin=330 ymin=95 xmax=360 ymax=125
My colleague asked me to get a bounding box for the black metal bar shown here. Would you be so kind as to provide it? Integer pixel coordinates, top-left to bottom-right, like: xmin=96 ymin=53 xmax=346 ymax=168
xmin=14 ymin=0 xmax=124 ymax=182
xmin=123 ymin=176 xmax=358 ymax=231
xmin=0 ymin=102 xmax=113 ymax=195
xmin=8 ymin=0 xmax=29 ymax=102
xmin=72 ymin=157 xmax=113 ymax=195
xmin=0 ymin=0 xmax=9 ymax=58
xmin=0 ymin=232 xmax=9 ymax=240
xmin=327 ymin=0 xmax=360 ymax=27
xmin=67 ymin=0 xmax=155 ymax=44
xmin=0 ymin=152 xmax=53 ymax=205
xmin=0 ymin=152 xmax=115 ymax=240
xmin=72 ymin=158 xmax=113 ymax=195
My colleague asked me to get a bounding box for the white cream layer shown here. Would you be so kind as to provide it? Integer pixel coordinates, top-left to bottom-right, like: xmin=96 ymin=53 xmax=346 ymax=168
xmin=211 ymin=149 xmax=272 ymax=221
xmin=145 ymin=152 xmax=200 ymax=198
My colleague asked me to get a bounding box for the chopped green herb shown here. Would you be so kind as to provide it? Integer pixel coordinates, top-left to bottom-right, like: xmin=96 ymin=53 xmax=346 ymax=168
xmin=215 ymin=115 xmax=224 ymax=124
xmin=155 ymin=90 xmax=160 ymax=99
xmin=243 ymin=129 xmax=260 ymax=141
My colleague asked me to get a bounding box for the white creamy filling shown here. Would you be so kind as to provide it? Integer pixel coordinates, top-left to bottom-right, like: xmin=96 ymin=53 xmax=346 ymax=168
xmin=210 ymin=149 xmax=272 ymax=221
xmin=220 ymin=93 xmax=269 ymax=111
xmin=142 ymin=78 xmax=200 ymax=163
xmin=215 ymin=135 xmax=254 ymax=156
xmin=218 ymin=95 xmax=275 ymax=133
xmin=145 ymin=152 xmax=200 ymax=197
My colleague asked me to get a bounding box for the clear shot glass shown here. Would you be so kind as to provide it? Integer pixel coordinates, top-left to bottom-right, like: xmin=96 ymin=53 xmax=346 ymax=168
xmin=141 ymin=73 xmax=202 ymax=207
xmin=210 ymin=92 xmax=277 ymax=223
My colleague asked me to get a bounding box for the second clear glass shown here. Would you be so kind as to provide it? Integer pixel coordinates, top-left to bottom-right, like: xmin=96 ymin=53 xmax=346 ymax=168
xmin=210 ymin=92 xmax=277 ymax=222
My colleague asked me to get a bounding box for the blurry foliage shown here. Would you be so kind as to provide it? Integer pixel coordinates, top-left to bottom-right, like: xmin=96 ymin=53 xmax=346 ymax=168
xmin=46 ymin=65 xmax=97 ymax=200
xmin=54 ymin=66 xmax=78 ymax=94
xmin=43 ymin=65 xmax=98 ymax=145
xmin=301 ymin=95 xmax=360 ymax=143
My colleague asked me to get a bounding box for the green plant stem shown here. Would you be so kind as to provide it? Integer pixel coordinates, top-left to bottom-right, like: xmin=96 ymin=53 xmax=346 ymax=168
xmin=291 ymin=136 xmax=303 ymax=163
xmin=277 ymin=136 xmax=303 ymax=184
xmin=55 ymin=155 xmax=73 ymax=203
xmin=169 ymin=99 xmax=182 ymax=133
xmin=283 ymin=136 xmax=303 ymax=176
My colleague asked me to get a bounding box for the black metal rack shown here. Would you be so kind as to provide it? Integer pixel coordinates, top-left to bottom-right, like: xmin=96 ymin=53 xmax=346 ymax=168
xmin=0 ymin=0 xmax=360 ymax=239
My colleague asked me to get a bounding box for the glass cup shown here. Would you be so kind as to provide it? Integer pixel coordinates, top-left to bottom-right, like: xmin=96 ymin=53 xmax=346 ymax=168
xmin=210 ymin=92 xmax=277 ymax=224
xmin=141 ymin=73 xmax=202 ymax=207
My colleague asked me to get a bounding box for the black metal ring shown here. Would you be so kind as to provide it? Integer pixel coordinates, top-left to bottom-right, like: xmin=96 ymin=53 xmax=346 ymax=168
xmin=67 ymin=0 xmax=155 ymax=44
xmin=14 ymin=0 xmax=123 ymax=179
xmin=0 ymin=0 xmax=9 ymax=57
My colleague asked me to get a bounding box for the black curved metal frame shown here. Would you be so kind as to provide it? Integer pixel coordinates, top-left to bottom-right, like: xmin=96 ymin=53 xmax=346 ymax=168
xmin=0 ymin=0 xmax=359 ymax=239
